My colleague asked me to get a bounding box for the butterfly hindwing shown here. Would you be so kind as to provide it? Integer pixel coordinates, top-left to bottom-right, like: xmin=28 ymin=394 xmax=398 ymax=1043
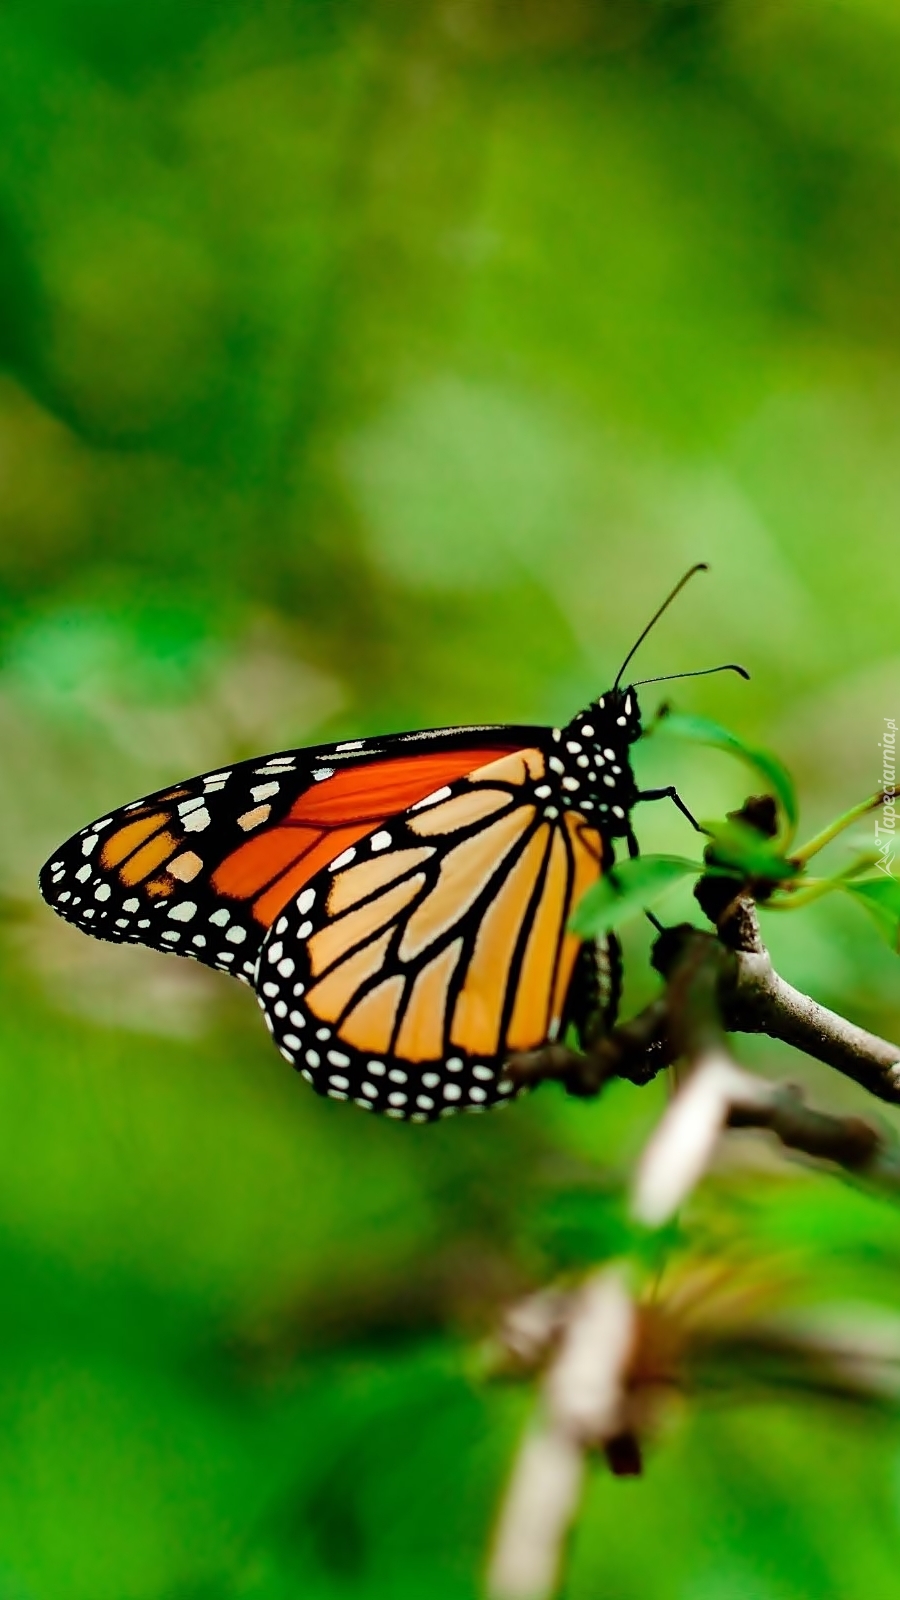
xmin=254 ymin=745 xmax=608 ymax=1120
xmin=38 ymin=726 xmax=534 ymax=983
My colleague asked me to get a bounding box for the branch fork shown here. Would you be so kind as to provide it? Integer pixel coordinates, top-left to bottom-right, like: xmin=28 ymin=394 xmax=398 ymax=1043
xmin=489 ymin=866 xmax=900 ymax=1600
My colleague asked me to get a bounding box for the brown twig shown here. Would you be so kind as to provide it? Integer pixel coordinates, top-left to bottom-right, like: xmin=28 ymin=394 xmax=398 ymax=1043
xmin=505 ymin=996 xmax=672 ymax=1098
xmin=487 ymin=1266 xmax=638 ymax=1600
xmin=491 ymin=854 xmax=900 ymax=1600
xmin=725 ymin=1084 xmax=900 ymax=1190
xmin=507 ymin=899 xmax=900 ymax=1110
xmin=729 ymin=964 xmax=900 ymax=1103
xmin=634 ymin=925 xmax=900 ymax=1213
xmin=696 ymin=883 xmax=900 ymax=1104
xmin=507 ymin=907 xmax=900 ymax=1219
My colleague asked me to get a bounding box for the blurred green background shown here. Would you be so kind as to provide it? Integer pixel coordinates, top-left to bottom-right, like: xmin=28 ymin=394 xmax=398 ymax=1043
xmin=3 ymin=1 xmax=900 ymax=1596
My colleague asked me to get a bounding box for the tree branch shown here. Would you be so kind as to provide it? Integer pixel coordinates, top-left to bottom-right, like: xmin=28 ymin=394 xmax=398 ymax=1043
xmin=490 ymin=846 xmax=900 ymax=1600
xmin=725 ymin=1083 xmax=900 ymax=1191
xmin=491 ymin=879 xmax=900 ymax=1600
xmin=487 ymin=1267 xmax=638 ymax=1600
xmin=729 ymin=961 xmax=900 ymax=1103
xmin=508 ymin=894 xmax=900 ymax=1110
xmin=505 ymin=996 xmax=671 ymax=1098
xmin=695 ymin=883 xmax=900 ymax=1103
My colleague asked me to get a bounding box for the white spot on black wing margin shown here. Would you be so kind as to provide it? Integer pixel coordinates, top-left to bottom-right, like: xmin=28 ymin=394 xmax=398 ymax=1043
xmin=252 ymin=813 xmax=528 ymax=1121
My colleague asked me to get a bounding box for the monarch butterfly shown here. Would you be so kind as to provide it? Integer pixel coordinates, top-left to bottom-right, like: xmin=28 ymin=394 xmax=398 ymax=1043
xmin=39 ymin=567 xmax=745 ymax=1122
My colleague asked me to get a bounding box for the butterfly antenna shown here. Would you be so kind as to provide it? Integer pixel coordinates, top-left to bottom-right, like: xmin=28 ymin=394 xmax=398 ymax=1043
xmin=613 ymin=563 xmax=709 ymax=691
xmin=632 ymin=662 xmax=750 ymax=687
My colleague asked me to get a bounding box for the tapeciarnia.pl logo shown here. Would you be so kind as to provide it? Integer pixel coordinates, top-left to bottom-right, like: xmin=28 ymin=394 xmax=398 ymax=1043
xmin=877 ymin=717 xmax=897 ymax=876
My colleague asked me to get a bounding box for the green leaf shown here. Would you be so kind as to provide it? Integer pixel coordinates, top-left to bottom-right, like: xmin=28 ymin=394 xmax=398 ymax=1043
xmin=654 ymin=711 xmax=798 ymax=836
xmin=842 ymin=875 xmax=900 ymax=951
xmin=535 ymin=1189 xmax=637 ymax=1270
xmin=570 ymin=854 xmax=700 ymax=937
xmin=701 ymin=817 xmax=798 ymax=882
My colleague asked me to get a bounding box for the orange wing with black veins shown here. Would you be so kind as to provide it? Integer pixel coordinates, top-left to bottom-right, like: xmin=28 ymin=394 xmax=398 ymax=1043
xmin=39 ymin=727 xmax=531 ymax=985
xmin=254 ymin=746 xmax=605 ymax=1119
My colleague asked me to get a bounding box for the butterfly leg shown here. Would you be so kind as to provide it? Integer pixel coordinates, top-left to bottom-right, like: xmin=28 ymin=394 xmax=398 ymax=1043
xmin=634 ymin=791 xmax=702 ymax=938
xmin=636 ymin=786 xmax=705 ymax=833
xmin=624 ymin=828 xmax=670 ymax=930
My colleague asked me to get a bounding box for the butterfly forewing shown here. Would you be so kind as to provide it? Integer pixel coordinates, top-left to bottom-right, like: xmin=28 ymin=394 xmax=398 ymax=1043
xmin=254 ymin=745 xmax=608 ymax=1120
xmin=39 ymin=726 xmax=534 ymax=983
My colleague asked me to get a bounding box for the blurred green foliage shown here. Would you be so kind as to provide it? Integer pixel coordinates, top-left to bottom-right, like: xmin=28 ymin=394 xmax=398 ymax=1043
xmin=3 ymin=0 xmax=900 ymax=1595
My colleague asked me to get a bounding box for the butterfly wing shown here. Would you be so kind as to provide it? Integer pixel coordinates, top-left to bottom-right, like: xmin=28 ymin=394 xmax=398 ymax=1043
xmin=38 ymin=726 xmax=535 ymax=984
xmin=254 ymin=745 xmax=609 ymax=1119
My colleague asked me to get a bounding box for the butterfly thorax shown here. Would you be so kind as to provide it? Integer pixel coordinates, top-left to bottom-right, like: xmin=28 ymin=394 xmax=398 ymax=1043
xmin=553 ymin=685 xmax=642 ymax=839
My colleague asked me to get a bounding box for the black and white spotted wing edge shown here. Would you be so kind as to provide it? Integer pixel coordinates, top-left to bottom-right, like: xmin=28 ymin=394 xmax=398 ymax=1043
xmin=253 ymin=774 xmax=614 ymax=1122
xmin=38 ymin=724 xmax=538 ymax=985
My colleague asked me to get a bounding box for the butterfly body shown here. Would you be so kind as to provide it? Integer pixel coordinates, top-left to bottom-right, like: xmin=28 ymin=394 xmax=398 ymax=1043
xmin=39 ymin=688 xmax=649 ymax=1121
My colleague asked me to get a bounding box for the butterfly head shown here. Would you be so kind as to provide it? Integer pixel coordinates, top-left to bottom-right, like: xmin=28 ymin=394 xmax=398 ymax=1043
xmin=589 ymin=685 xmax=643 ymax=746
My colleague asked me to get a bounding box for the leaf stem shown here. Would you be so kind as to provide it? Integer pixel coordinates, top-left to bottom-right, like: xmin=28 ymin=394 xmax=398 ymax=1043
xmin=791 ymin=792 xmax=886 ymax=867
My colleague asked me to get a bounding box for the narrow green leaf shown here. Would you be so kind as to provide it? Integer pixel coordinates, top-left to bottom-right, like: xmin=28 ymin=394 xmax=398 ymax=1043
xmin=791 ymin=797 xmax=885 ymax=867
xmin=653 ymin=711 xmax=798 ymax=835
xmin=840 ymin=851 xmax=882 ymax=881
xmin=570 ymin=854 xmax=700 ymax=938
xmin=843 ymin=875 xmax=900 ymax=951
